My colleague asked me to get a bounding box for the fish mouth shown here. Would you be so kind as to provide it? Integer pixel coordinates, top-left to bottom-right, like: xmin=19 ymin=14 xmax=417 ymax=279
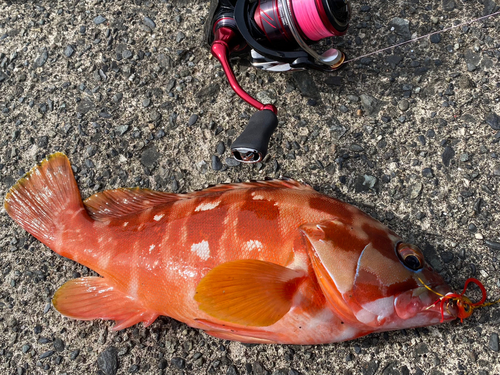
xmin=394 ymin=285 xmax=457 ymax=322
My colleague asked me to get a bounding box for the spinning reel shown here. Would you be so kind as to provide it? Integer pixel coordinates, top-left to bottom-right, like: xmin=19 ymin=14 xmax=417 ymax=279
xmin=204 ymin=0 xmax=350 ymax=163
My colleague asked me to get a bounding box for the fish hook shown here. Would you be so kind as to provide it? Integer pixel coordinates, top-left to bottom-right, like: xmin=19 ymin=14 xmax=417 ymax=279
xmin=418 ymin=277 xmax=500 ymax=323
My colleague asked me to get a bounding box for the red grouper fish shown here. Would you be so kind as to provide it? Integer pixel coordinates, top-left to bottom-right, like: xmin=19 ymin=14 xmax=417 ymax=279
xmin=3 ymin=153 xmax=481 ymax=344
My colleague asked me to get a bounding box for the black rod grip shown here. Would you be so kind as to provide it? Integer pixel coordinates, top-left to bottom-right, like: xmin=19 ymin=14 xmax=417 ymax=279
xmin=231 ymin=109 xmax=278 ymax=163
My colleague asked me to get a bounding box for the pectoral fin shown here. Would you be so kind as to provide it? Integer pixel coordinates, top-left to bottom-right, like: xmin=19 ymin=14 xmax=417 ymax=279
xmin=52 ymin=277 xmax=158 ymax=330
xmin=194 ymin=260 xmax=305 ymax=327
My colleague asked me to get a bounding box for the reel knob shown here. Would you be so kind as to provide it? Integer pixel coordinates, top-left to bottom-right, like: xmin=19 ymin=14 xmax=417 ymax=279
xmin=231 ymin=109 xmax=278 ymax=163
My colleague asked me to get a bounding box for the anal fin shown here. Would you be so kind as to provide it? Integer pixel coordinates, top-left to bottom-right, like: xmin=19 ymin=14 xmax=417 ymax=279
xmin=196 ymin=319 xmax=278 ymax=344
xmin=52 ymin=277 xmax=158 ymax=330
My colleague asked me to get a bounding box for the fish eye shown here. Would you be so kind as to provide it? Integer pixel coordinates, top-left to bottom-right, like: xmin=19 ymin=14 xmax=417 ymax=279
xmin=396 ymin=242 xmax=425 ymax=271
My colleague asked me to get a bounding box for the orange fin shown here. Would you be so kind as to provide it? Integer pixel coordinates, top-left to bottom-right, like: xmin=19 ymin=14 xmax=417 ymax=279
xmin=4 ymin=152 xmax=86 ymax=249
xmin=84 ymin=188 xmax=183 ymax=220
xmin=195 ymin=178 xmax=314 ymax=193
xmin=52 ymin=277 xmax=158 ymax=330
xmin=196 ymin=319 xmax=278 ymax=343
xmin=84 ymin=178 xmax=312 ymax=220
xmin=204 ymin=330 xmax=277 ymax=344
xmin=194 ymin=260 xmax=305 ymax=327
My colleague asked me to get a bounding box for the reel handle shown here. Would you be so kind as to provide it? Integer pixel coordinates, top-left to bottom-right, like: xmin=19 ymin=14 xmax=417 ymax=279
xmin=211 ymin=26 xmax=277 ymax=113
xmin=231 ymin=109 xmax=278 ymax=163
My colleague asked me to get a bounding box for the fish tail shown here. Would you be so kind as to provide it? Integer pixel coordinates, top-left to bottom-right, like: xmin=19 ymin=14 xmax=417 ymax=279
xmin=4 ymin=153 xmax=86 ymax=250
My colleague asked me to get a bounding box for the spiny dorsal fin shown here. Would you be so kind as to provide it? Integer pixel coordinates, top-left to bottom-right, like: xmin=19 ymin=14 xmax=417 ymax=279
xmin=198 ymin=178 xmax=313 ymax=193
xmin=84 ymin=179 xmax=311 ymax=220
xmin=84 ymin=188 xmax=182 ymax=220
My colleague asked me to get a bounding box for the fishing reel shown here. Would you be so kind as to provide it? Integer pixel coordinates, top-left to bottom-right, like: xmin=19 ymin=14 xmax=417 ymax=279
xmin=204 ymin=0 xmax=350 ymax=163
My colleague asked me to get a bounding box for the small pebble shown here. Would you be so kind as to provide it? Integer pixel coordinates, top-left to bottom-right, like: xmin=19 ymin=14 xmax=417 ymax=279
xmin=398 ymin=99 xmax=409 ymax=111
xmin=176 ymin=32 xmax=186 ymax=43
xmin=53 ymin=338 xmax=65 ymax=352
xmin=143 ymin=17 xmax=156 ymax=29
xmin=216 ymin=141 xmax=225 ymax=155
xmin=128 ymin=364 xmax=139 ymax=373
xmin=69 ymin=349 xmax=80 ymax=360
xmin=211 ymin=155 xmax=222 ymax=171
xmin=97 ymin=347 xmax=119 ymax=375
xmin=94 ymin=15 xmax=107 ymax=25
xmin=171 ymin=357 xmax=186 ymax=369
xmin=442 ymin=146 xmax=455 ymax=167
xmin=489 ymin=333 xmax=499 ymax=352
xmin=188 ymin=114 xmax=198 ymax=126
xmin=64 ymin=45 xmax=74 ymax=58
xmin=484 ymin=240 xmax=500 ymax=251
xmin=225 ymin=158 xmax=240 ymax=167
xmin=39 ymin=350 xmax=55 ymax=359
xmin=158 ymin=359 xmax=168 ymax=369
xmin=430 ymin=33 xmax=442 ymax=43
xmin=493 ymin=165 xmax=500 ymax=176
xmin=422 ymin=168 xmax=434 ymax=178
xmin=122 ymin=50 xmax=133 ymax=59
xmin=485 ymin=112 xmax=500 ymax=130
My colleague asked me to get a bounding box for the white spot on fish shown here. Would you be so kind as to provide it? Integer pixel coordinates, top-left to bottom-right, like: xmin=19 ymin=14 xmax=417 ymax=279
xmin=286 ymin=252 xmax=309 ymax=273
xmin=129 ymin=276 xmax=139 ymax=299
xmin=99 ymin=252 xmax=111 ymax=269
xmin=195 ymin=201 xmax=220 ymax=212
xmin=252 ymin=194 xmax=265 ymax=200
xmin=246 ymin=240 xmax=263 ymax=252
xmin=154 ymin=214 xmax=165 ymax=221
xmin=354 ymin=308 xmax=377 ymax=325
xmin=149 ymin=244 xmax=156 ymax=254
xmin=298 ymin=307 xmax=334 ymax=331
xmin=123 ymin=222 xmax=129 ymax=227
xmin=362 ymin=296 xmax=395 ymax=321
xmin=190 ymin=240 xmax=210 ymax=261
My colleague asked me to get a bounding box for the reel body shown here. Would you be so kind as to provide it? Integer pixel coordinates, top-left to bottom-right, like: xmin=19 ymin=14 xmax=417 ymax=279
xmin=205 ymin=0 xmax=350 ymax=162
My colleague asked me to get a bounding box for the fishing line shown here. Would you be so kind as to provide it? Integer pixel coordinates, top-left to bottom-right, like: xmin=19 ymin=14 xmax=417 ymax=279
xmin=343 ymin=10 xmax=500 ymax=64
xmin=418 ymin=277 xmax=500 ymax=323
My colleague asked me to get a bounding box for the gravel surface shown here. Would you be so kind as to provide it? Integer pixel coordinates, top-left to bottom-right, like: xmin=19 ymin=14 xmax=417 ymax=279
xmin=1 ymin=0 xmax=499 ymax=374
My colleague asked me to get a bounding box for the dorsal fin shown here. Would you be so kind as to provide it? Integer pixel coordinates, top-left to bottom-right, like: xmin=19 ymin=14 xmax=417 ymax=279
xmin=84 ymin=179 xmax=311 ymax=220
xmin=84 ymin=188 xmax=183 ymax=220
xmin=198 ymin=178 xmax=313 ymax=193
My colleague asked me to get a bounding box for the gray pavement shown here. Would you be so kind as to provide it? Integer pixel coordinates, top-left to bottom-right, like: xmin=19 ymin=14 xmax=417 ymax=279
xmin=0 ymin=0 xmax=499 ymax=374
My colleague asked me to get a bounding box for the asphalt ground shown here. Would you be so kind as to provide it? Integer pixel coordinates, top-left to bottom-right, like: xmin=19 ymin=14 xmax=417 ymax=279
xmin=0 ymin=0 xmax=499 ymax=374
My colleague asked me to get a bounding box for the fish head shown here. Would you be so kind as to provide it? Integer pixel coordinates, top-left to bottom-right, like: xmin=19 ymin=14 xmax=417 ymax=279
xmin=301 ymin=212 xmax=457 ymax=332
xmin=351 ymin=240 xmax=457 ymax=330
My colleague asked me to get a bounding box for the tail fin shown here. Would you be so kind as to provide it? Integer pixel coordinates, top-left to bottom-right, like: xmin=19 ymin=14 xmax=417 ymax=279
xmin=4 ymin=153 xmax=85 ymax=250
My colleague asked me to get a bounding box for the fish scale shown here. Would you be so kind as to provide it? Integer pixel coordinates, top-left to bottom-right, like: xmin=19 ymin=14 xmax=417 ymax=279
xmin=4 ymin=153 xmax=466 ymax=344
